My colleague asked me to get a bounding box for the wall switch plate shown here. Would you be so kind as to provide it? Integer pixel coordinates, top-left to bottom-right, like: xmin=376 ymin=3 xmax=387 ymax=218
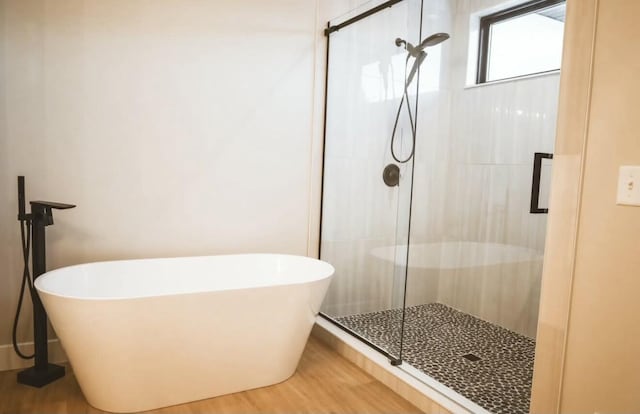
xmin=616 ymin=166 xmax=640 ymax=206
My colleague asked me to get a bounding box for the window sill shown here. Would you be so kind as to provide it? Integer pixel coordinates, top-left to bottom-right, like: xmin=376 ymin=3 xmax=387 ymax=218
xmin=465 ymin=69 xmax=561 ymax=90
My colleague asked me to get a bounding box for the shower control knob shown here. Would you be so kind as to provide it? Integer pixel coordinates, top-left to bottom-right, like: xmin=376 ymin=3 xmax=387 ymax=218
xmin=383 ymin=164 xmax=400 ymax=187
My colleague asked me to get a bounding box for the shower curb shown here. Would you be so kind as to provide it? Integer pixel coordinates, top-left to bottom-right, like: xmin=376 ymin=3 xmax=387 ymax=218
xmin=312 ymin=317 xmax=488 ymax=414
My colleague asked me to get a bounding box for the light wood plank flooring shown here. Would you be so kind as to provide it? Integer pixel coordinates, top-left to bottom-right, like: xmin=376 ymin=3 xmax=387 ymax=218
xmin=0 ymin=336 xmax=420 ymax=413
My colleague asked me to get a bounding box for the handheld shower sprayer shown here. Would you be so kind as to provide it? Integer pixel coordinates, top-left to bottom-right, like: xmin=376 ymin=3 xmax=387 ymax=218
xmin=389 ymin=32 xmax=450 ymax=165
xmin=419 ymin=32 xmax=450 ymax=48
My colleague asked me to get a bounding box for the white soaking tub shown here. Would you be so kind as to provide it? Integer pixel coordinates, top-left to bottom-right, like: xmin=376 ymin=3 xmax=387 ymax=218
xmin=34 ymin=254 xmax=334 ymax=413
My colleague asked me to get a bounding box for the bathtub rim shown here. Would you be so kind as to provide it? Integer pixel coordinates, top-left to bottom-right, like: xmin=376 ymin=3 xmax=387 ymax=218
xmin=34 ymin=253 xmax=334 ymax=302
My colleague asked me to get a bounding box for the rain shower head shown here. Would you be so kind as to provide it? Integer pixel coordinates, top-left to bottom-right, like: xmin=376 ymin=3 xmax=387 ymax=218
xmin=418 ymin=32 xmax=450 ymax=49
xmin=395 ymin=32 xmax=450 ymax=87
xmin=395 ymin=32 xmax=450 ymax=58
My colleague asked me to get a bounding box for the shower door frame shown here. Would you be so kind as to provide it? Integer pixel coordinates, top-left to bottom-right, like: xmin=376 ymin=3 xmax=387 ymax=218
xmin=317 ymin=0 xmax=423 ymax=366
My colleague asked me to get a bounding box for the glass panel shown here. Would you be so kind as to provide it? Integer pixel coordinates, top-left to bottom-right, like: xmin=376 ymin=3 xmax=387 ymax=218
xmin=487 ymin=3 xmax=565 ymax=81
xmin=402 ymin=74 xmax=560 ymax=414
xmin=320 ymin=0 xmax=423 ymax=360
xmin=320 ymin=0 xmax=562 ymax=411
xmin=399 ymin=1 xmax=561 ymax=412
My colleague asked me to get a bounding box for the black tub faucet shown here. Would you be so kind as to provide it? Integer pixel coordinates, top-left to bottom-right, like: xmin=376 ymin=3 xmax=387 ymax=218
xmin=15 ymin=176 xmax=76 ymax=388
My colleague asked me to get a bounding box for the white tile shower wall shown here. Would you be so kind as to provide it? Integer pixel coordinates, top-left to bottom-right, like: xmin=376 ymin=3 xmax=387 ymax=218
xmin=407 ymin=0 xmax=560 ymax=338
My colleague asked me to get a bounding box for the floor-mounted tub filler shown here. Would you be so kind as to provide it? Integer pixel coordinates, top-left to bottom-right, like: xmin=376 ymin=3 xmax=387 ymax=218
xmin=35 ymin=254 xmax=334 ymax=413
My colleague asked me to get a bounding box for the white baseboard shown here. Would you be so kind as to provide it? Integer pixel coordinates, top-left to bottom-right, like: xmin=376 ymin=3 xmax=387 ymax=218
xmin=0 ymin=340 xmax=68 ymax=372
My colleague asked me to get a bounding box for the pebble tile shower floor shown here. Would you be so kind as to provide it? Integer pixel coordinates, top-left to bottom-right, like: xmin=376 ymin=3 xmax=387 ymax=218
xmin=335 ymin=303 xmax=535 ymax=414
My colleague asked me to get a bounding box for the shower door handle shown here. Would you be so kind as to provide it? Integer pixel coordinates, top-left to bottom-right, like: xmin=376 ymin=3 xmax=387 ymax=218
xmin=530 ymin=152 xmax=553 ymax=214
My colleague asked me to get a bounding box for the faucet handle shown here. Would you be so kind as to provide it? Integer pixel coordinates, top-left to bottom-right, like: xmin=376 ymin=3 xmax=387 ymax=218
xmin=30 ymin=201 xmax=75 ymax=226
xmin=30 ymin=201 xmax=76 ymax=210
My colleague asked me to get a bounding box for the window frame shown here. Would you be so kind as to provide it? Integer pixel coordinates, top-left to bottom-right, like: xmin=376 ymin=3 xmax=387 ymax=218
xmin=476 ymin=0 xmax=566 ymax=84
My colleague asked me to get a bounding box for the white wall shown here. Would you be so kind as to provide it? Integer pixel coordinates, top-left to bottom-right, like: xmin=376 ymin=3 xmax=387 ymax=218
xmin=0 ymin=0 xmax=321 ymax=358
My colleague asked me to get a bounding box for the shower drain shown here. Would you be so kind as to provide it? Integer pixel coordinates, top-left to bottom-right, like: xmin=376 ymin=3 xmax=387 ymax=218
xmin=462 ymin=353 xmax=481 ymax=362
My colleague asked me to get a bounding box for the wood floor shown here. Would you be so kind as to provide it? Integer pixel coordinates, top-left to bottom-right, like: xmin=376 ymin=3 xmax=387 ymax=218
xmin=0 ymin=336 xmax=420 ymax=413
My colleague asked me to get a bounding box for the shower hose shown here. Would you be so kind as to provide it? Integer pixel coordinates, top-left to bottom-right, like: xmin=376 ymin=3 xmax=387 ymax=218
xmin=12 ymin=217 xmax=35 ymax=359
xmin=390 ymin=54 xmax=417 ymax=164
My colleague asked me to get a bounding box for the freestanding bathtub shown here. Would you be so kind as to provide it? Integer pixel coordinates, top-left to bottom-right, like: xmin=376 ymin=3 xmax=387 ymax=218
xmin=34 ymin=254 xmax=334 ymax=413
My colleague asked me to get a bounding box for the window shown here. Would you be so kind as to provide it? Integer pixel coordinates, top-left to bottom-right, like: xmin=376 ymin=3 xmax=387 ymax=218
xmin=476 ymin=0 xmax=566 ymax=84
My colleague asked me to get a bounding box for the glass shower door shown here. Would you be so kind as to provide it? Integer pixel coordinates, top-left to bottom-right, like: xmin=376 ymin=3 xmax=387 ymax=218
xmin=319 ymin=0 xmax=562 ymax=411
xmin=319 ymin=0 xmax=422 ymax=361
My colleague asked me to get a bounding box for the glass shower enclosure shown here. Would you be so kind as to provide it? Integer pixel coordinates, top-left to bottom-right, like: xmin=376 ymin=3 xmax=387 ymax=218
xmin=319 ymin=0 xmax=562 ymax=413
